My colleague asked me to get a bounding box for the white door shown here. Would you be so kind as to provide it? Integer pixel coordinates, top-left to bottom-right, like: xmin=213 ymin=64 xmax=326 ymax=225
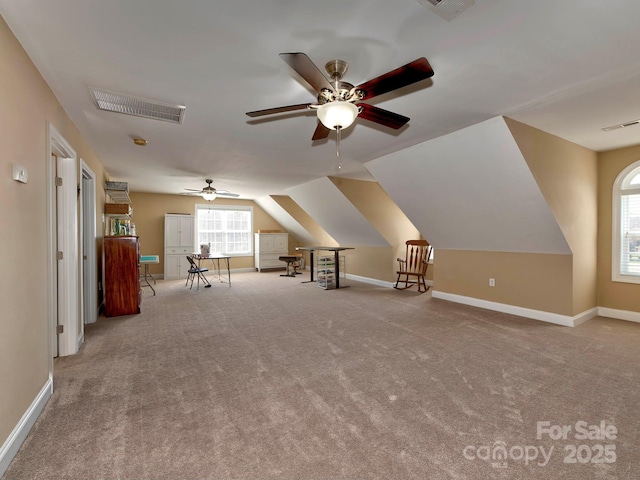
xmin=48 ymin=124 xmax=79 ymax=357
xmin=54 ymin=154 xmax=62 ymax=358
xmin=179 ymin=216 xmax=194 ymax=248
xmin=81 ymin=163 xmax=97 ymax=324
xmin=165 ymin=255 xmax=182 ymax=279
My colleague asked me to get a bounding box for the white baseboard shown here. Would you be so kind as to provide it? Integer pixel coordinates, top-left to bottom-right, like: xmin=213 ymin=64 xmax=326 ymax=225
xmin=345 ymin=273 xmax=395 ymax=288
xmin=598 ymin=307 xmax=640 ymax=324
xmin=431 ymin=290 xmax=598 ymax=327
xmin=342 ymin=274 xmax=435 ymax=290
xmin=0 ymin=377 xmax=53 ymax=477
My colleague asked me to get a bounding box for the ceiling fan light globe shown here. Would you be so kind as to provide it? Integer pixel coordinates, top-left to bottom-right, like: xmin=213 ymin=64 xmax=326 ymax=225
xmin=317 ymin=102 xmax=358 ymax=130
xmin=202 ymin=192 xmax=217 ymax=201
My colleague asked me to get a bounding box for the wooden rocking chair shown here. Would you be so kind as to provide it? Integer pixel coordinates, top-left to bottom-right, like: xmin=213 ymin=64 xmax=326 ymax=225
xmin=394 ymin=240 xmax=432 ymax=293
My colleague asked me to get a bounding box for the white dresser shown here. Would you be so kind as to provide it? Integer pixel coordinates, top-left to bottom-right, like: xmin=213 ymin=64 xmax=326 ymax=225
xmin=164 ymin=214 xmax=195 ymax=279
xmin=254 ymin=233 xmax=288 ymax=272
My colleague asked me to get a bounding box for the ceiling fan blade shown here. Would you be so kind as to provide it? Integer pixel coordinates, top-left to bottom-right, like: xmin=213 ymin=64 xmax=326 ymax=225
xmin=279 ymin=52 xmax=335 ymax=93
xmin=357 ymin=104 xmax=410 ymax=130
xmin=184 ymin=188 xmax=203 ymax=192
xmin=354 ymin=58 xmax=434 ymax=101
xmin=312 ymin=121 xmax=331 ymax=141
xmin=246 ymin=103 xmax=312 ymax=118
xmin=216 ymin=192 xmax=240 ymax=198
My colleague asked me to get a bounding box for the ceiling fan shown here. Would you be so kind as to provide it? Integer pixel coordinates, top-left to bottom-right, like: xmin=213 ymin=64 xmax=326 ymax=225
xmin=246 ymin=52 xmax=434 ymax=144
xmin=183 ymin=179 xmax=239 ymax=201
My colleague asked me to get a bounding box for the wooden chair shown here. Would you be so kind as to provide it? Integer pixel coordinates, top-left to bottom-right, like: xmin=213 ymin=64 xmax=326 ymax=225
xmin=394 ymin=240 xmax=432 ymax=293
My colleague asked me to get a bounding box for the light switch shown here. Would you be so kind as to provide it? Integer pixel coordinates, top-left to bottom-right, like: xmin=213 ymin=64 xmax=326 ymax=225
xmin=12 ymin=164 xmax=28 ymax=183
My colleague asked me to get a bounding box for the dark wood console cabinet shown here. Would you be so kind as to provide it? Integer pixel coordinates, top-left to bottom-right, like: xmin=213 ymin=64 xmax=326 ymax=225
xmin=104 ymin=236 xmax=141 ymax=317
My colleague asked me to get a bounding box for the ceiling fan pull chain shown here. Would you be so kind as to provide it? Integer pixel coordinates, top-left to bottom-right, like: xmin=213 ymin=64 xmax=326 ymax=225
xmin=336 ymin=125 xmax=341 ymax=157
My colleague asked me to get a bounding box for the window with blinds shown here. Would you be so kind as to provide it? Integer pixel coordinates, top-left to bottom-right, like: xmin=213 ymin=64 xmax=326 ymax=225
xmin=195 ymin=204 xmax=253 ymax=256
xmin=613 ymin=165 xmax=640 ymax=283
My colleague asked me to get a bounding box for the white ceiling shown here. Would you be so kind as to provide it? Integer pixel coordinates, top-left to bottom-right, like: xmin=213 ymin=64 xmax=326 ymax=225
xmin=3 ymin=1 xmax=640 ymax=199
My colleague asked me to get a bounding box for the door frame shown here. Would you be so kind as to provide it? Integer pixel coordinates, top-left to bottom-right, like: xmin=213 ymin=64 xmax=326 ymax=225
xmin=47 ymin=122 xmax=80 ymax=359
xmin=81 ymin=160 xmax=98 ymax=325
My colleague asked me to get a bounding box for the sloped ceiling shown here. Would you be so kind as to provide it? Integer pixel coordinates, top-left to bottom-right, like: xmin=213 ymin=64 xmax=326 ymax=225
xmin=254 ymin=196 xmax=316 ymax=245
xmin=366 ymin=116 xmax=571 ymax=254
xmin=286 ymin=178 xmax=388 ymax=247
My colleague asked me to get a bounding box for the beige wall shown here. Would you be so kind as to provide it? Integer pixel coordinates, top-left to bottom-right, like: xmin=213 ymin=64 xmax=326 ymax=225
xmin=128 ymin=192 xmax=292 ymax=273
xmin=597 ymin=145 xmax=640 ymax=312
xmin=434 ymin=250 xmax=573 ymax=314
xmin=0 ymin=17 xmax=106 ymax=450
xmin=506 ymin=118 xmax=598 ymax=315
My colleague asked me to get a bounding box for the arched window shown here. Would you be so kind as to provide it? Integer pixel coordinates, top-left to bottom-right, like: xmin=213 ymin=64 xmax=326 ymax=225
xmin=612 ymin=160 xmax=640 ymax=283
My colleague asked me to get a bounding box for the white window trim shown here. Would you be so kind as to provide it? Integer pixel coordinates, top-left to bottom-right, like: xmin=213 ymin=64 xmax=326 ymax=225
xmin=612 ymin=161 xmax=640 ymax=284
xmin=195 ymin=203 xmax=254 ymax=257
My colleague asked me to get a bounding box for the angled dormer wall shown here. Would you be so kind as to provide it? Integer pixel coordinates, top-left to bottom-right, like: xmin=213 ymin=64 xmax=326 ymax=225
xmin=328 ymin=177 xmax=421 ymax=282
xmin=258 ymin=181 xmax=423 ymax=283
xmin=254 ymin=195 xmax=319 ymax=246
xmin=367 ymin=116 xmax=597 ymax=321
xmin=286 ymin=178 xmax=391 ymax=280
xmin=505 ymin=118 xmax=598 ymax=316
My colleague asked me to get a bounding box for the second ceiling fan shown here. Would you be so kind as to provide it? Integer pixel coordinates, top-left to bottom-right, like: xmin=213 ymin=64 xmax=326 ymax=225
xmin=183 ymin=179 xmax=239 ymax=201
xmin=246 ymin=52 xmax=435 ymax=142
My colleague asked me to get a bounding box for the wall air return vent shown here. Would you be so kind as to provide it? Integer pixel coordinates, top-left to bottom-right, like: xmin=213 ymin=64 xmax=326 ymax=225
xmin=89 ymin=88 xmax=186 ymax=124
xmin=416 ymin=0 xmax=475 ymax=21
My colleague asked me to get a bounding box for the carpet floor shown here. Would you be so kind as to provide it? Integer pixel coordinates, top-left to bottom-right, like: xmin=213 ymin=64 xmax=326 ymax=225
xmin=3 ymin=271 xmax=639 ymax=479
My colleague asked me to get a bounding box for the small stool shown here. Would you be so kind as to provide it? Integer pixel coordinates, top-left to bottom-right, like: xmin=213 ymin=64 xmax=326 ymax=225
xmin=279 ymin=255 xmax=302 ymax=277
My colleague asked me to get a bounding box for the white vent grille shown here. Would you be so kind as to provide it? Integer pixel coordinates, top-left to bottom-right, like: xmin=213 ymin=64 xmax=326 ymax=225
xmin=602 ymin=119 xmax=640 ymax=132
xmin=416 ymin=0 xmax=475 ymax=21
xmin=89 ymin=88 xmax=186 ymax=124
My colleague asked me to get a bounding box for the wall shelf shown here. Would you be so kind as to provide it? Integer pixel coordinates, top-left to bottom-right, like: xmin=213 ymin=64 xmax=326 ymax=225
xmin=105 ymin=188 xmax=130 ymax=204
xmin=105 ymin=182 xmax=132 ymax=234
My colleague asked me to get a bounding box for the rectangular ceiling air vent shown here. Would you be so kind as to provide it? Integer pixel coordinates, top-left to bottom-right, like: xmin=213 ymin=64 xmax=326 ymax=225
xmin=416 ymin=0 xmax=475 ymax=21
xmin=89 ymin=88 xmax=186 ymax=124
xmin=602 ymin=119 xmax=640 ymax=132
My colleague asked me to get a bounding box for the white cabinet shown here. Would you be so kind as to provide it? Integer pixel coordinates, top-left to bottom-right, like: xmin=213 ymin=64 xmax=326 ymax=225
xmin=164 ymin=214 xmax=195 ymax=279
xmin=254 ymin=233 xmax=288 ymax=271
xmin=165 ymin=215 xmax=194 ymax=247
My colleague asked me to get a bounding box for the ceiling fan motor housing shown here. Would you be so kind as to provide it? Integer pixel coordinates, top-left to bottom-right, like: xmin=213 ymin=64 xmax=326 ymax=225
xmin=317 ymin=83 xmax=363 ymax=105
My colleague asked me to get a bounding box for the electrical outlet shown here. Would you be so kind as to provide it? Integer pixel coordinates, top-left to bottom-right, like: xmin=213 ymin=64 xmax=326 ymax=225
xmin=489 ymin=278 xmax=495 ymax=287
